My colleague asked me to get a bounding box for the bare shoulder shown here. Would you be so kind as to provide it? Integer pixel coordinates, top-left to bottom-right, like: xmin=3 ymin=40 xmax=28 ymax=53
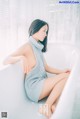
xmin=9 ymin=42 xmax=32 ymax=57
xmin=23 ymin=42 xmax=32 ymax=55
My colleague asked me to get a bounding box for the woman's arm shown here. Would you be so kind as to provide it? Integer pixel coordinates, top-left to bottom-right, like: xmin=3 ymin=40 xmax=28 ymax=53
xmin=3 ymin=55 xmax=25 ymax=65
xmin=44 ymin=58 xmax=70 ymax=74
xmin=45 ymin=64 xmax=63 ymax=74
xmin=3 ymin=43 xmax=31 ymax=74
xmin=3 ymin=43 xmax=29 ymax=65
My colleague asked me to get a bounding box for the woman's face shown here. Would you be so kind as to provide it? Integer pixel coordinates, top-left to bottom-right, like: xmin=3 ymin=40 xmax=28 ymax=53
xmin=33 ymin=25 xmax=48 ymax=41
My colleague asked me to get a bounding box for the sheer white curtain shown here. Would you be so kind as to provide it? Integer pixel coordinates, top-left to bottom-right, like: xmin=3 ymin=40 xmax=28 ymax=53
xmin=48 ymin=0 xmax=80 ymax=43
xmin=0 ymin=0 xmax=80 ymax=67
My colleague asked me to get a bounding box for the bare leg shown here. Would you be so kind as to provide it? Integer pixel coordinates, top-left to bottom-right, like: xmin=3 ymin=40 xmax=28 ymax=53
xmin=51 ymin=77 xmax=67 ymax=113
xmin=39 ymin=73 xmax=69 ymax=101
xmin=51 ymin=94 xmax=60 ymax=113
xmin=39 ymin=77 xmax=67 ymax=118
xmin=51 ymin=98 xmax=58 ymax=113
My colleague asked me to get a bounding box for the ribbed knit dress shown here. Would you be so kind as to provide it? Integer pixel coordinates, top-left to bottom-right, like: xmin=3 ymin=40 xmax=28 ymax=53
xmin=24 ymin=36 xmax=48 ymax=102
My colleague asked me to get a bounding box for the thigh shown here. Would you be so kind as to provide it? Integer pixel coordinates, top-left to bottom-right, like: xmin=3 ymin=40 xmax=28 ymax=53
xmin=39 ymin=73 xmax=69 ymax=100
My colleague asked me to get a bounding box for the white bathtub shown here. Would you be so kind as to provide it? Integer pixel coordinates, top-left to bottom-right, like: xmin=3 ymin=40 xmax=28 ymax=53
xmin=0 ymin=43 xmax=80 ymax=119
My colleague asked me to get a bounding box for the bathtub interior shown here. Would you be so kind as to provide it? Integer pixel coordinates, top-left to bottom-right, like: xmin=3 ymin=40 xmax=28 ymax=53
xmin=46 ymin=43 xmax=79 ymax=69
xmin=0 ymin=43 xmax=79 ymax=119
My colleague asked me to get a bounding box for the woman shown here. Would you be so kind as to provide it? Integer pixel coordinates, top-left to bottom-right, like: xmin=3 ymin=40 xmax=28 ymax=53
xmin=3 ymin=19 xmax=70 ymax=118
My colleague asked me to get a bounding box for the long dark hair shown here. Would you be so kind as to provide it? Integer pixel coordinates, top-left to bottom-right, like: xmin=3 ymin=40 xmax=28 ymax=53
xmin=28 ymin=19 xmax=49 ymax=52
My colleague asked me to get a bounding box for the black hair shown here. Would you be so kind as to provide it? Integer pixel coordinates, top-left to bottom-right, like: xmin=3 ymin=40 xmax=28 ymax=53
xmin=28 ymin=19 xmax=49 ymax=52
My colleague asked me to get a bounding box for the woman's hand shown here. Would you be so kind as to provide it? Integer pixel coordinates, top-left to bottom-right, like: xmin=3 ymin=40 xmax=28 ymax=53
xmin=20 ymin=56 xmax=30 ymax=74
xmin=62 ymin=69 xmax=71 ymax=74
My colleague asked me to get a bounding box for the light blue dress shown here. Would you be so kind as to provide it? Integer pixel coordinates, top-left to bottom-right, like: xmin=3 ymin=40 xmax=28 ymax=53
xmin=24 ymin=36 xmax=48 ymax=102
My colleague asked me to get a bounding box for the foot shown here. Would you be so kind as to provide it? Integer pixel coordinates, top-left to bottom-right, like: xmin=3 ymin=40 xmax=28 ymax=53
xmin=39 ymin=104 xmax=52 ymax=118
